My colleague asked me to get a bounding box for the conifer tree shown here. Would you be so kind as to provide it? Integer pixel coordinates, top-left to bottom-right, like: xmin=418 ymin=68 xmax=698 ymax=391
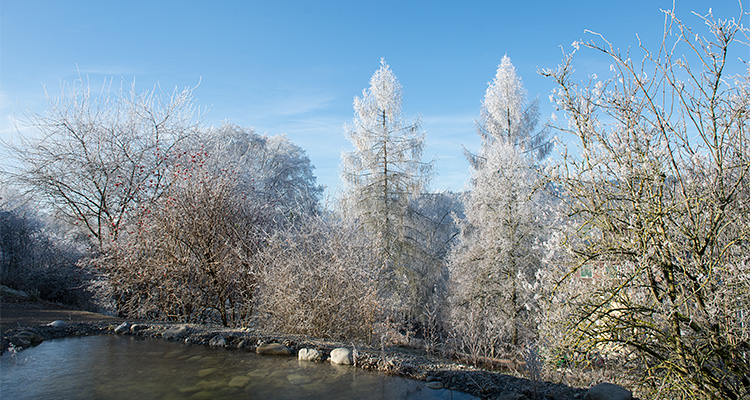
xmin=450 ymin=56 xmax=549 ymax=357
xmin=340 ymin=59 xmax=433 ymax=317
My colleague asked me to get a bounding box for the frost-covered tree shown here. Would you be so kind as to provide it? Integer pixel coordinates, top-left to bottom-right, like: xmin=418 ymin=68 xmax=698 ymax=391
xmin=542 ymin=6 xmax=750 ymax=399
xmin=450 ymin=142 xmax=544 ymax=357
xmin=340 ymin=59 xmax=433 ymax=318
xmin=450 ymin=56 xmax=548 ymax=358
xmin=474 ymin=55 xmax=551 ymax=163
xmin=6 ymin=78 xmax=200 ymax=249
xmin=201 ymin=123 xmax=323 ymax=224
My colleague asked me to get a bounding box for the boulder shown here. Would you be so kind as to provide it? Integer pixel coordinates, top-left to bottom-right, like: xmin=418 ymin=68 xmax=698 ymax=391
xmin=163 ymin=326 xmax=188 ymax=340
xmin=130 ymin=324 xmax=148 ymax=332
xmin=330 ymin=347 xmax=352 ymax=365
xmin=298 ymin=348 xmax=322 ymax=362
xmin=584 ymin=383 xmax=632 ymax=400
xmin=114 ymin=322 xmax=131 ymax=334
xmin=47 ymin=320 xmax=67 ymax=328
xmin=256 ymin=343 xmax=293 ymax=356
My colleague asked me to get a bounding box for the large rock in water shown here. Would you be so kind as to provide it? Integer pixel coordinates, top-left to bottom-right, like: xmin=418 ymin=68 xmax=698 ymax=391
xmin=584 ymin=382 xmax=632 ymax=400
xmin=330 ymin=348 xmax=352 ymax=365
xmin=256 ymin=343 xmax=293 ymax=356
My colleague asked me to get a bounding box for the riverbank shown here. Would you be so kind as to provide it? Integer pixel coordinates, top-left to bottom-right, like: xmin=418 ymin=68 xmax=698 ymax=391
xmin=0 ymin=300 xmax=596 ymax=400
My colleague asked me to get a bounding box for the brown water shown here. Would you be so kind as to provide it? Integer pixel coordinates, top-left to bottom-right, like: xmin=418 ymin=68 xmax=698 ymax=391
xmin=0 ymin=335 xmax=476 ymax=400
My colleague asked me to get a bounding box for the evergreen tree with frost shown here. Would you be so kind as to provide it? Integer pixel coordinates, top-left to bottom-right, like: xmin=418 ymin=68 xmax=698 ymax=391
xmin=340 ymin=59 xmax=433 ymax=317
xmin=473 ymin=55 xmax=551 ymax=163
xmin=450 ymin=56 xmax=548 ymax=356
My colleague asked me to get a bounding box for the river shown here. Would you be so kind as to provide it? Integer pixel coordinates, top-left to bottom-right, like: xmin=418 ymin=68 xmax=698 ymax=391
xmin=0 ymin=335 xmax=476 ymax=399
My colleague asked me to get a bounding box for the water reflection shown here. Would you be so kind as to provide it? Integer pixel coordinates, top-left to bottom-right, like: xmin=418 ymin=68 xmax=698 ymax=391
xmin=1 ymin=335 xmax=476 ymax=400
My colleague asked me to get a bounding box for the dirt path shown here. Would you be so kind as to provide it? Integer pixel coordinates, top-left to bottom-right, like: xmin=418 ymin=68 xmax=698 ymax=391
xmin=0 ymin=300 xmax=123 ymax=332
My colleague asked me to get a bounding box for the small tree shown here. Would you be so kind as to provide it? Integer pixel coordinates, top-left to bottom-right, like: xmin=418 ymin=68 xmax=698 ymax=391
xmin=340 ymin=59 xmax=434 ymax=318
xmin=542 ymin=5 xmax=750 ymax=399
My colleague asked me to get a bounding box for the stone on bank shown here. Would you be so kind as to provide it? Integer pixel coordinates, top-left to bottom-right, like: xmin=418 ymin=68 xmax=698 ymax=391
xmin=330 ymin=347 xmax=352 ymax=365
xmin=298 ymin=348 xmax=322 ymax=362
xmin=255 ymin=342 xmax=293 ymax=356
xmin=114 ymin=322 xmax=131 ymax=334
xmin=162 ymin=325 xmax=188 ymax=340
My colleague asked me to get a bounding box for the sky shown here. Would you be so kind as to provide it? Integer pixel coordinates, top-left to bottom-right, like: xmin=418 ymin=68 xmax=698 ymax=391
xmin=1 ymin=0 xmax=744 ymax=199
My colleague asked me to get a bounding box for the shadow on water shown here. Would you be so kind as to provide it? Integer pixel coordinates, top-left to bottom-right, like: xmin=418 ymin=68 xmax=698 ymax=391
xmin=0 ymin=335 xmax=477 ymax=400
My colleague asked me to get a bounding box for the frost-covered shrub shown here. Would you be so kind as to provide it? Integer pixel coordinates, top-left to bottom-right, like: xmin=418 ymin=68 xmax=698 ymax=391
xmin=98 ymin=153 xmax=270 ymax=326
xmin=254 ymin=215 xmax=385 ymax=342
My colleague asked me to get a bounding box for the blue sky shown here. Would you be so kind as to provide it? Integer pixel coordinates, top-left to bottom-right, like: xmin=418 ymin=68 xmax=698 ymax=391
xmin=1 ymin=0 xmax=742 ymax=198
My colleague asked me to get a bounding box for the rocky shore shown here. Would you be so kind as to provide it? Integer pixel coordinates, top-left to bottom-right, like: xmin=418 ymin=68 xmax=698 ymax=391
xmin=0 ymin=318 xmax=637 ymax=400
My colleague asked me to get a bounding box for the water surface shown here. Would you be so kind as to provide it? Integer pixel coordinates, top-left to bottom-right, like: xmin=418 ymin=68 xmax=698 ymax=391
xmin=1 ymin=335 xmax=475 ymax=400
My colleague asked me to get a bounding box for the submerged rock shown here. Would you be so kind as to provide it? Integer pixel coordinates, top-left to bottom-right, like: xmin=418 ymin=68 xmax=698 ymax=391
xmin=227 ymin=375 xmax=250 ymax=388
xmin=298 ymin=348 xmax=321 ymax=362
xmin=584 ymin=382 xmax=632 ymax=400
xmin=286 ymin=373 xmax=312 ymax=385
xmin=188 ymin=390 xmax=214 ymax=400
xmin=256 ymin=343 xmax=293 ymax=356
xmin=330 ymin=348 xmax=352 ymax=365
